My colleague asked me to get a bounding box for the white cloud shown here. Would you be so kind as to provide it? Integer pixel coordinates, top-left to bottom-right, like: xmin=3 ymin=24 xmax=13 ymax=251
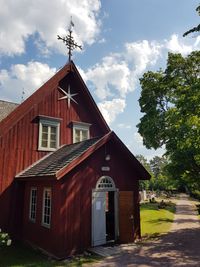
xmin=194 ymin=36 xmax=200 ymax=47
xmin=80 ymin=34 xmax=200 ymax=124
xmin=128 ymin=132 xmax=165 ymax=160
xmin=98 ymin=98 xmax=126 ymax=125
xmin=133 ymin=132 xmax=143 ymax=146
xmin=0 ymin=0 xmax=101 ymax=56
xmin=165 ymin=34 xmax=194 ymax=55
xmin=82 ymin=40 xmax=162 ymax=101
xmin=125 ymin=40 xmax=162 ymax=72
xmin=83 ymin=34 xmax=200 ymax=102
xmin=0 ymin=62 xmax=56 ymax=102
xmin=98 ymin=38 xmax=106 ymax=44
xmin=117 ymin=123 xmax=132 ymax=129
xmin=85 ymin=55 xmax=131 ymax=99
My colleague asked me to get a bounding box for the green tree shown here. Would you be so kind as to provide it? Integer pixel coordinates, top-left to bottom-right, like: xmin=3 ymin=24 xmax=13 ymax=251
xmin=150 ymin=156 xmax=166 ymax=179
xmin=137 ymin=51 xmax=200 ymax=190
xmin=136 ymin=154 xmax=152 ymax=190
xmin=183 ymin=5 xmax=200 ymax=37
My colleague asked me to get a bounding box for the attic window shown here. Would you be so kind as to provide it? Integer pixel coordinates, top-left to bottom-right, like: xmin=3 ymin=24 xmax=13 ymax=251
xmin=72 ymin=121 xmax=91 ymax=143
xmin=38 ymin=116 xmax=61 ymax=151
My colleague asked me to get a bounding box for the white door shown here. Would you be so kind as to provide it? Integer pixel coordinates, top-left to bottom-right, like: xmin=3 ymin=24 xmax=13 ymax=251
xmin=92 ymin=191 xmax=106 ymax=246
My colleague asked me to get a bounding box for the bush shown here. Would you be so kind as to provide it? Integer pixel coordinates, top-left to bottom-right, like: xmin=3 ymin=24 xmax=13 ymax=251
xmin=190 ymin=190 xmax=200 ymax=201
xmin=0 ymin=229 xmax=12 ymax=247
xmin=196 ymin=204 xmax=200 ymax=215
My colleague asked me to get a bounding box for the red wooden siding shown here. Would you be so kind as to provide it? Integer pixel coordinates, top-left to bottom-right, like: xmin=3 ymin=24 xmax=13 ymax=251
xmin=0 ymin=69 xmax=108 ymax=231
xmin=21 ymin=141 xmax=140 ymax=258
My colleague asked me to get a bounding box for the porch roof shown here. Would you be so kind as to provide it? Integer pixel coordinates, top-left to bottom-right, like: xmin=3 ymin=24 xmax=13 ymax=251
xmin=15 ymin=131 xmax=151 ymax=181
xmin=16 ymin=136 xmax=102 ymax=179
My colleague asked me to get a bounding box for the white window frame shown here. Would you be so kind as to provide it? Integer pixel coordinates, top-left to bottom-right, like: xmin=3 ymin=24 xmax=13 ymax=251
xmin=42 ymin=188 xmax=52 ymax=228
xmin=38 ymin=117 xmax=60 ymax=151
xmin=72 ymin=121 xmax=91 ymax=143
xmin=29 ymin=187 xmax=37 ymax=222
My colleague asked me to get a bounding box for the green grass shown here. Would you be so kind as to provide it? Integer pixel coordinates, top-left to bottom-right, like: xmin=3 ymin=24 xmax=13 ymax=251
xmin=140 ymin=201 xmax=176 ymax=238
xmin=0 ymin=241 xmax=101 ymax=267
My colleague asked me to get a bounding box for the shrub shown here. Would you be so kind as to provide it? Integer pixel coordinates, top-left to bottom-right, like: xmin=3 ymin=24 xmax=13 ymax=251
xmin=0 ymin=229 xmax=12 ymax=247
xmin=190 ymin=190 xmax=200 ymax=201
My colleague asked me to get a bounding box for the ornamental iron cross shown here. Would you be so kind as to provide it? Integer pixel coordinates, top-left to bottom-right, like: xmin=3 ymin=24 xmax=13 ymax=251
xmin=57 ymin=17 xmax=82 ymax=62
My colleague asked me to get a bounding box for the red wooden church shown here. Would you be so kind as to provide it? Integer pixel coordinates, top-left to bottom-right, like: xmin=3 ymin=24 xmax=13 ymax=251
xmin=0 ymin=60 xmax=150 ymax=258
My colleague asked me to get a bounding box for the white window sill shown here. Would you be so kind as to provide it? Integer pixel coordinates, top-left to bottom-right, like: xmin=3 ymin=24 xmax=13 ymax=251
xmin=41 ymin=223 xmax=51 ymax=229
xmin=38 ymin=147 xmax=57 ymax=152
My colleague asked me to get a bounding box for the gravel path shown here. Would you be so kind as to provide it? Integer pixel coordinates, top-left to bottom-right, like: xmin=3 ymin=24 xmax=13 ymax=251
xmin=84 ymin=194 xmax=200 ymax=267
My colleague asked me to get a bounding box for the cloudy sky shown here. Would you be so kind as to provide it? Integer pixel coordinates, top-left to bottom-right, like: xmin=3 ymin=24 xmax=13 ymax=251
xmin=0 ymin=0 xmax=199 ymax=159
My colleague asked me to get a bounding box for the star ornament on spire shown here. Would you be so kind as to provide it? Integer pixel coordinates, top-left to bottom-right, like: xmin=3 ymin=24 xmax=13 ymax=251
xmin=58 ymin=85 xmax=78 ymax=108
xmin=57 ymin=17 xmax=82 ymax=62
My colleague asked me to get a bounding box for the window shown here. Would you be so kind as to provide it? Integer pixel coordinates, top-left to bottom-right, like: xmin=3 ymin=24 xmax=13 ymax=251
xmin=42 ymin=188 xmax=52 ymax=228
xmin=72 ymin=121 xmax=91 ymax=143
xmin=96 ymin=176 xmax=116 ymax=191
xmin=38 ymin=116 xmax=61 ymax=151
xmin=29 ymin=188 xmax=37 ymax=222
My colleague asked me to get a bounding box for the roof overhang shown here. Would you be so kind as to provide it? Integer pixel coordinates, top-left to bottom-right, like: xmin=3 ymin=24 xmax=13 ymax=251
xmin=15 ymin=131 xmax=151 ymax=181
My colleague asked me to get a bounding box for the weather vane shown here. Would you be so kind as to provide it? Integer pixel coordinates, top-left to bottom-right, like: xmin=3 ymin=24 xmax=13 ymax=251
xmin=57 ymin=17 xmax=82 ymax=62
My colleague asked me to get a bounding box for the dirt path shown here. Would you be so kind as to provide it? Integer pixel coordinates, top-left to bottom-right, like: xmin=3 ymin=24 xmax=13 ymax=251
xmin=84 ymin=194 xmax=200 ymax=267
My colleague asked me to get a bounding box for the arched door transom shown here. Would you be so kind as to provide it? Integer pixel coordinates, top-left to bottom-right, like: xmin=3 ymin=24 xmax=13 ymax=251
xmin=96 ymin=176 xmax=115 ymax=190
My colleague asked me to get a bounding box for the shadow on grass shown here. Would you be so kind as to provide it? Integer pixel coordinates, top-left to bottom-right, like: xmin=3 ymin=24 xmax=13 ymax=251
xmin=146 ymin=218 xmax=174 ymax=224
xmin=0 ymin=241 xmax=101 ymax=267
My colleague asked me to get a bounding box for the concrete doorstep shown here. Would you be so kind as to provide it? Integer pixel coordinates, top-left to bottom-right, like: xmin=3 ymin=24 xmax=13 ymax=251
xmin=88 ymin=243 xmax=137 ymax=257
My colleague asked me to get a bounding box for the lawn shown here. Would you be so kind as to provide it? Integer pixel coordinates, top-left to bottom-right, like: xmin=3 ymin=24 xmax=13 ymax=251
xmin=140 ymin=200 xmax=176 ymax=238
xmin=0 ymin=241 xmax=101 ymax=267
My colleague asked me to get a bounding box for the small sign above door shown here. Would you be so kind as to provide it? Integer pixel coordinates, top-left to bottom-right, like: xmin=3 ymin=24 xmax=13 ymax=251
xmin=101 ymin=166 xmax=110 ymax=171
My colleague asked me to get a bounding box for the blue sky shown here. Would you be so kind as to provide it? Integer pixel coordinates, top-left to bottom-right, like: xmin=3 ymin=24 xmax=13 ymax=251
xmin=0 ymin=0 xmax=199 ymax=159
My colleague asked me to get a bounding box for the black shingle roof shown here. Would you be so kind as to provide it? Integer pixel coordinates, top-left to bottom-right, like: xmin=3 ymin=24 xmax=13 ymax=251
xmin=17 ymin=137 xmax=101 ymax=178
xmin=0 ymin=100 xmax=19 ymax=122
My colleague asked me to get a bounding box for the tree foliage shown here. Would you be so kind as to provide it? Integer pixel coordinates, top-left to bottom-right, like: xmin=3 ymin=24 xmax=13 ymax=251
xmin=136 ymin=154 xmax=177 ymax=191
xmin=183 ymin=4 xmax=200 ymax=37
xmin=137 ymin=51 xmax=200 ymax=189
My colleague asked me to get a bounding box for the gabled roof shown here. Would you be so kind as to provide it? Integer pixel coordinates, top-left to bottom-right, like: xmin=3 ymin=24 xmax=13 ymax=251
xmin=16 ymin=131 xmax=151 ymax=180
xmin=0 ymin=61 xmax=110 ymax=136
xmin=0 ymin=100 xmax=19 ymax=122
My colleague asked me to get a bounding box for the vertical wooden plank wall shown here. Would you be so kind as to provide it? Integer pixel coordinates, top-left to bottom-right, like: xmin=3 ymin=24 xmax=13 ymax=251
xmin=0 ymin=70 xmax=107 ymax=230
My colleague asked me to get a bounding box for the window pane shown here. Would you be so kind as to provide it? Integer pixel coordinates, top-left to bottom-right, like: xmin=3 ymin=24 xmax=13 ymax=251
xmin=43 ymin=189 xmax=51 ymax=227
xmin=50 ymin=133 xmax=56 ymax=141
xmin=50 ymin=141 xmax=56 ymax=148
xmin=42 ymin=125 xmax=48 ymax=133
xmin=50 ymin=126 xmax=56 ymax=134
xmin=82 ymin=130 xmax=88 ymax=141
xmin=40 ymin=123 xmax=59 ymax=149
xmin=74 ymin=128 xmax=89 ymax=142
xmin=42 ymin=133 xmax=48 ymax=141
xmin=75 ymin=129 xmax=81 ymax=142
xmin=29 ymin=188 xmax=37 ymax=221
xmin=42 ymin=140 xmax=48 ymax=147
